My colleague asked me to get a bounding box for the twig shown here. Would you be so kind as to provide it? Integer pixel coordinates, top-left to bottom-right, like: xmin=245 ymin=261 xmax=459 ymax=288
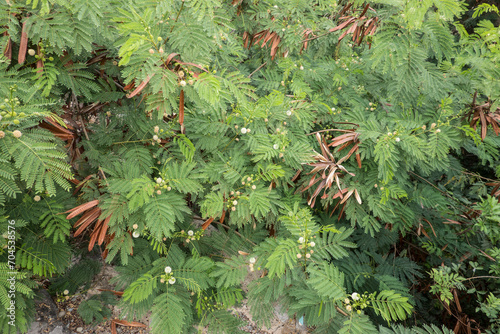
xmin=463 ymin=275 xmax=500 ymax=281
xmin=248 ymin=62 xmax=267 ymax=78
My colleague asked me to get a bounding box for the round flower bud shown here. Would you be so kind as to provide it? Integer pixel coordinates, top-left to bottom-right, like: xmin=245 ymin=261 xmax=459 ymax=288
xmin=160 ymin=278 xmax=165 ymax=283
xmin=165 ymin=266 xmax=172 ymax=274
xmin=159 ymin=47 xmax=164 ymax=54
xmin=436 ymin=129 xmax=441 ymax=133
xmin=153 ymin=135 xmax=159 ymax=141
xmin=249 ymin=257 xmax=256 ymax=264
xmin=149 ymin=49 xmax=155 ymax=54
xmin=168 ymin=277 xmax=176 ymax=284
xmin=345 ymin=298 xmax=350 ymax=304
xmin=346 ymin=305 xmax=352 ymax=312
xmin=167 ymin=186 xmax=172 ymax=191
xmin=300 ymin=65 xmax=304 ymax=70
xmin=395 ymin=137 xmax=400 ymax=142
xmin=63 ymin=290 xmax=69 ymax=295
xmin=156 ymin=177 xmax=163 ymax=184
xmin=431 ymin=123 xmax=436 ymax=129
xmin=154 ymin=126 xmax=159 ymax=133
xmin=286 ymin=110 xmax=292 ymax=116
xmin=241 ymin=128 xmax=247 ymax=134
xmin=34 ymin=195 xmax=41 ymax=202
xmin=12 ymin=130 xmax=22 ymax=138
xmin=231 ymin=206 xmax=236 ymax=211
xmin=233 ymin=200 xmax=238 ymax=205
xmin=188 ymin=230 xmax=194 ymax=236
xmin=133 ymin=224 xmax=138 ymax=229
xmin=180 ymin=80 xmax=186 ymax=87
xmin=132 ymin=231 xmax=140 ymax=238
xmin=351 ymin=292 xmax=360 ymax=301
xmin=273 ymin=144 xmax=279 ymax=149
xmin=251 ymin=185 xmax=256 ymax=190
xmin=298 ymin=237 xmax=304 ymax=243
xmin=297 ymin=253 xmax=302 ymax=258
xmin=247 ymin=128 xmax=251 ymax=132
xmin=156 ymin=190 xmax=161 ymax=195
xmin=28 ymin=49 xmax=36 ymax=56
xmin=309 ymin=241 xmax=315 ymax=247
xmin=422 ymin=125 xmax=426 ymax=130
xmin=0 ymin=131 xmax=4 ymax=139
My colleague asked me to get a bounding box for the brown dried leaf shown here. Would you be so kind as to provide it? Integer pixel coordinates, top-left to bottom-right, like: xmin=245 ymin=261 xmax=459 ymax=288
xmin=18 ymin=21 xmax=28 ymax=64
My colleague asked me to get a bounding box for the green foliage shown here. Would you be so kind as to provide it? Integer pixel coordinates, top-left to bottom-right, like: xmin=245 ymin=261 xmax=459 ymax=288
xmin=1 ymin=0 xmax=500 ymax=332
xmin=77 ymin=291 xmax=117 ymax=324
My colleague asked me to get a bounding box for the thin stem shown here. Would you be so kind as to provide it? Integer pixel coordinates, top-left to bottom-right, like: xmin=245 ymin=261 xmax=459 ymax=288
xmin=248 ymin=62 xmax=267 ymax=78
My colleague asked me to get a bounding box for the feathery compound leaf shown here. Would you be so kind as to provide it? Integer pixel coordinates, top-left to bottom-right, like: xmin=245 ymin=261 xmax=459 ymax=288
xmin=307 ymin=263 xmax=346 ymax=300
xmin=210 ymin=255 xmax=248 ymax=288
xmin=151 ymin=288 xmax=192 ymax=334
xmin=339 ymin=312 xmax=378 ymax=334
xmin=370 ymin=290 xmax=413 ymax=323
xmin=265 ymin=238 xmax=300 ymax=278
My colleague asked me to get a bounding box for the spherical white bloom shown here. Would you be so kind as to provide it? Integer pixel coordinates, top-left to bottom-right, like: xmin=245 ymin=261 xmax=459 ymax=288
xmin=395 ymin=137 xmax=400 ymax=142
xmin=153 ymin=135 xmax=159 ymax=141
xmin=165 ymin=266 xmax=172 ymax=274
xmin=351 ymin=292 xmax=360 ymax=301
xmin=251 ymin=185 xmax=256 ymax=190
xmin=156 ymin=177 xmax=163 ymax=184
xmin=168 ymin=277 xmax=176 ymax=284
xmin=300 ymin=65 xmax=304 ymax=70
xmin=12 ymin=130 xmax=22 ymax=138
xmin=332 ymin=108 xmax=336 ymax=111
xmin=34 ymin=195 xmax=41 ymax=202
xmin=249 ymin=257 xmax=256 ymax=264
xmin=305 ymin=253 xmax=311 ymax=258
xmin=188 ymin=230 xmax=194 ymax=236
xmin=297 ymin=253 xmax=302 ymax=258
xmin=132 ymin=224 xmax=138 ymax=229
xmin=63 ymin=290 xmax=69 ymax=295
xmin=436 ymin=129 xmax=441 ymax=133
xmin=233 ymin=200 xmax=238 ymax=205
xmin=28 ymin=49 xmax=36 ymax=56
xmin=241 ymin=127 xmax=247 ymax=134
xmin=344 ymin=298 xmax=350 ymax=304
xmin=346 ymin=305 xmax=352 ymax=312
xmin=154 ymin=126 xmax=159 ymax=133
xmin=231 ymin=206 xmax=236 ymax=211
xmin=298 ymin=237 xmax=305 ymax=243
xmin=309 ymin=241 xmax=315 ymax=247
xmin=286 ymin=110 xmax=292 ymax=116
xmin=132 ymin=231 xmax=140 ymax=238
xmin=179 ymin=80 xmax=186 ymax=87
xmin=273 ymin=144 xmax=279 ymax=149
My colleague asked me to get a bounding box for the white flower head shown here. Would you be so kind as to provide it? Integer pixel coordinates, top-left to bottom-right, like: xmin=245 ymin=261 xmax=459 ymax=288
xmin=165 ymin=266 xmax=172 ymax=274
xmin=273 ymin=144 xmax=279 ymax=150
xmin=300 ymin=65 xmax=304 ymax=70
xmin=63 ymin=290 xmax=69 ymax=295
xmin=344 ymin=298 xmax=350 ymax=304
xmin=286 ymin=110 xmax=292 ymax=116
xmin=241 ymin=127 xmax=247 ymax=134
xmin=233 ymin=200 xmax=238 ymax=205
xmin=309 ymin=241 xmax=315 ymax=247
xmin=395 ymin=137 xmax=400 ymax=142
xmin=132 ymin=231 xmax=140 ymax=238
xmin=154 ymin=126 xmax=159 ymax=133
xmin=168 ymin=277 xmax=176 ymax=284
xmin=351 ymin=292 xmax=360 ymax=301
xmin=34 ymin=195 xmax=41 ymax=202
xmin=153 ymin=135 xmax=159 ymax=141
xmin=297 ymin=253 xmax=302 ymax=258
xmin=28 ymin=49 xmax=36 ymax=56
xmin=132 ymin=224 xmax=138 ymax=229
xmin=156 ymin=177 xmax=163 ymax=184
xmin=251 ymin=185 xmax=256 ymax=190
xmin=188 ymin=230 xmax=194 ymax=236
xmin=298 ymin=237 xmax=305 ymax=244
xmin=179 ymin=80 xmax=186 ymax=87
xmin=249 ymin=257 xmax=256 ymax=264
xmin=346 ymin=305 xmax=352 ymax=312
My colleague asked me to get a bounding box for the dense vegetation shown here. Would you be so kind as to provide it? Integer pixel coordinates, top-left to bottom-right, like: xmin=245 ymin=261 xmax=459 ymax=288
xmin=1 ymin=0 xmax=500 ymax=333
